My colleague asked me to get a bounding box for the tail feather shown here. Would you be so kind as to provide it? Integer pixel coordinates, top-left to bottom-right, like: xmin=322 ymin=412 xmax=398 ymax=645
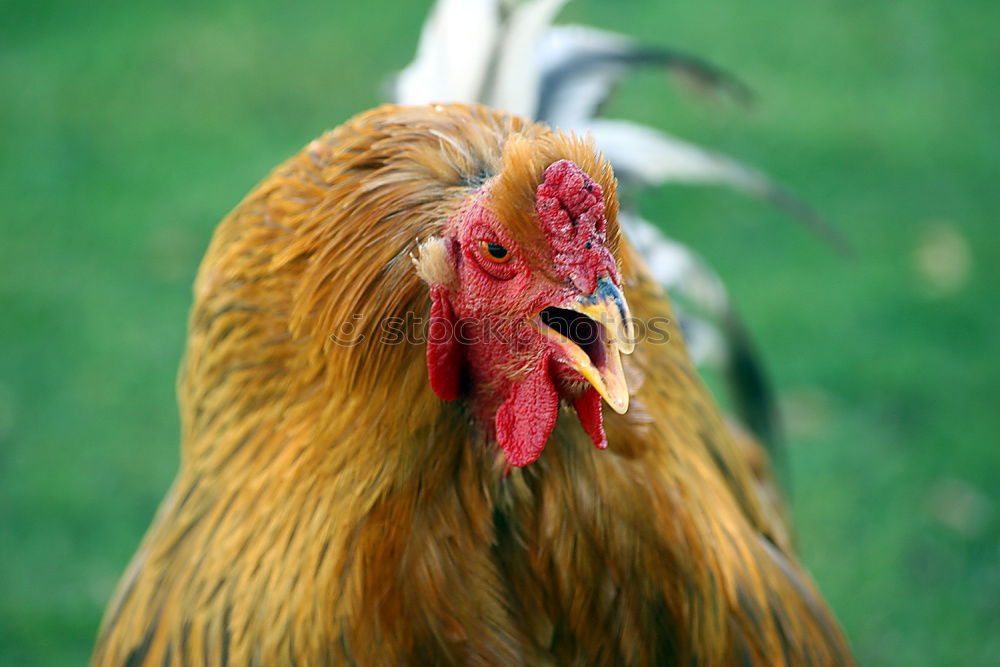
xmin=485 ymin=0 xmax=569 ymax=117
xmin=536 ymin=24 xmax=753 ymax=126
xmin=394 ymin=0 xmax=502 ymax=106
xmin=589 ymin=120 xmax=850 ymax=255
xmin=622 ymin=213 xmax=783 ymax=451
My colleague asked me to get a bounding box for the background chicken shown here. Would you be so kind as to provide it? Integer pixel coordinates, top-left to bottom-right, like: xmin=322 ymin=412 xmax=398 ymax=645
xmin=4 ymin=0 xmax=997 ymax=665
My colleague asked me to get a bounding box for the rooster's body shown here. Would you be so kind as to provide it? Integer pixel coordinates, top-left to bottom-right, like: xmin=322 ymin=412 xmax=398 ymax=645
xmin=93 ymin=104 xmax=851 ymax=665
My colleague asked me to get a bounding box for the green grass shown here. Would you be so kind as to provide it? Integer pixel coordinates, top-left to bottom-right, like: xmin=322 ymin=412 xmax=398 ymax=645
xmin=2 ymin=0 xmax=997 ymax=664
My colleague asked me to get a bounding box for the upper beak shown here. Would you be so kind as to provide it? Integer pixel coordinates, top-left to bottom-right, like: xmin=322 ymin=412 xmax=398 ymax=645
xmin=532 ymin=275 xmax=635 ymax=414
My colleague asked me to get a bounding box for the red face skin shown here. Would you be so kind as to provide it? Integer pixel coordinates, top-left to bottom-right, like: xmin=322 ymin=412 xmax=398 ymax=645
xmin=426 ymin=160 xmax=623 ymax=467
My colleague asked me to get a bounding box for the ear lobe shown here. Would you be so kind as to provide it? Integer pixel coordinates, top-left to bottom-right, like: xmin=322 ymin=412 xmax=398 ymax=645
xmin=415 ymin=236 xmax=462 ymax=401
xmin=426 ymin=285 xmax=462 ymax=401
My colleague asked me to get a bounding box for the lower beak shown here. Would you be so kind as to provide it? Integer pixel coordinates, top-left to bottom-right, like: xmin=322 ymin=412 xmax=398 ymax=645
xmin=532 ymin=276 xmax=635 ymax=414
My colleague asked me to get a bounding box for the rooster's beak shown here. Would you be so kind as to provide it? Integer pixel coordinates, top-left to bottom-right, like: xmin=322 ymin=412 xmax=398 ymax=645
xmin=533 ymin=276 xmax=635 ymax=414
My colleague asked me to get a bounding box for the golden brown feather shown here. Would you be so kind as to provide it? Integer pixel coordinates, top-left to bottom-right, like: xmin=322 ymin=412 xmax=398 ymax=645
xmin=92 ymin=104 xmax=853 ymax=665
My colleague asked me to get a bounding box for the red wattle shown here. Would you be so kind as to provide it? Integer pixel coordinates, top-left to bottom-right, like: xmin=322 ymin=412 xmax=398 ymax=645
xmin=495 ymin=357 xmax=560 ymax=467
xmin=574 ymin=386 xmax=607 ymax=450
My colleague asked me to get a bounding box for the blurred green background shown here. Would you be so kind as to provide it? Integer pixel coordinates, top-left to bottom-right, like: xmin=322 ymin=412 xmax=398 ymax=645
xmin=2 ymin=0 xmax=997 ymax=664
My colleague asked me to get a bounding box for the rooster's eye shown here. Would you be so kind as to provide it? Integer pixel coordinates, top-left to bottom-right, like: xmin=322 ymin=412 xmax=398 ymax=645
xmin=480 ymin=241 xmax=511 ymax=264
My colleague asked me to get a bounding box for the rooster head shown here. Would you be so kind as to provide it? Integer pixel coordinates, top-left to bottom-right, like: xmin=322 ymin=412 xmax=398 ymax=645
xmin=416 ymin=145 xmax=634 ymax=467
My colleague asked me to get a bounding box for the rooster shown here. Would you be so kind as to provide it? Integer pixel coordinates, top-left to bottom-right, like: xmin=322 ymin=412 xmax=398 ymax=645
xmin=92 ymin=6 xmax=854 ymax=667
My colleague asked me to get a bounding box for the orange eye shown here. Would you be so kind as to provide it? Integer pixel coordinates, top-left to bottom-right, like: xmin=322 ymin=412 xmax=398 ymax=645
xmin=480 ymin=240 xmax=511 ymax=264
